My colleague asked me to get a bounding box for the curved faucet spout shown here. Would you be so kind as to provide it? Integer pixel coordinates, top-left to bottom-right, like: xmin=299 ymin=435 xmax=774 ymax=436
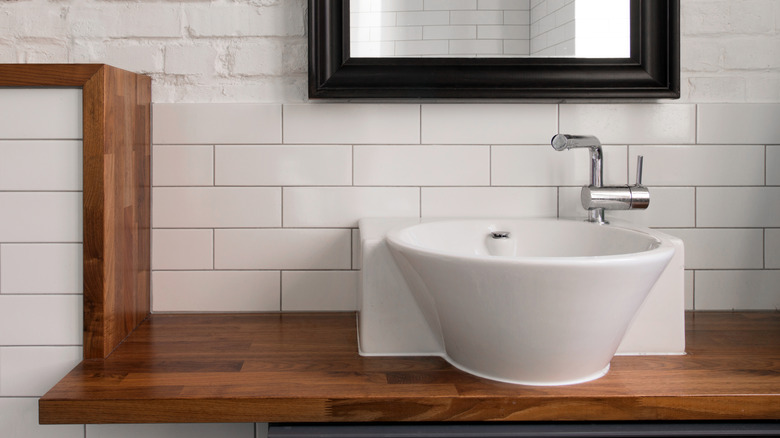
xmin=551 ymin=134 xmax=603 ymax=189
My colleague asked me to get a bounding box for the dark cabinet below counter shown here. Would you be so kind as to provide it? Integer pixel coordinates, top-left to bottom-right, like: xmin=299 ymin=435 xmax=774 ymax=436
xmin=269 ymin=422 xmax=780 ymax=437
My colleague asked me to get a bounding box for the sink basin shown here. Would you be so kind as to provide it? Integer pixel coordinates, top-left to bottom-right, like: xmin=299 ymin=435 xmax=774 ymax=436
xmin=379 ymin=218 xmax=676 ymax=386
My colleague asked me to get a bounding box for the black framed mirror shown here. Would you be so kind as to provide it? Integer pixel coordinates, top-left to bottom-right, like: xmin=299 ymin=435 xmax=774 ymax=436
xmin=308 ymin=0 xmax=679 ymax=99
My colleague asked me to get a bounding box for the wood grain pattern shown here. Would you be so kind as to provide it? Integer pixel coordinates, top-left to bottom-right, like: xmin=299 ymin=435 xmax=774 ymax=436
xmin=38 ymin=312 xmax=780 ymax=424
xmin=1 ymin=64 xmax=152 ymax=359
xmin=82 ymin=65 xmax=152 ymax=359
xmin=0 ymin=64 xmax=103 ymax=86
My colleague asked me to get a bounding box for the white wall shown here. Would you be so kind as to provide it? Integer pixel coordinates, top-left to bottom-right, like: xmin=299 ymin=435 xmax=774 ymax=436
xmin=0 ymin=0 xmax=779 ymax=437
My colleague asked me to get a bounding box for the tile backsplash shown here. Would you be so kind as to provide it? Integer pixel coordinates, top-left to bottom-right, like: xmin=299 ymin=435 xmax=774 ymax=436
xmin=0 ymin=89 xmax=85 ymax=438
xmin=152 ymin=102 xmax=780 ymax=313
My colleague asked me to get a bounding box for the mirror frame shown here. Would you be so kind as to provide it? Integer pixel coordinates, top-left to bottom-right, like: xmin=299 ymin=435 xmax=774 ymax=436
xmin=308 ymin=0 xmax=679 ymax=99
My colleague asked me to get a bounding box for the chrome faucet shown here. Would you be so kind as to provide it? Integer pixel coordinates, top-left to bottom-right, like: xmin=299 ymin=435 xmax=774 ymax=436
xmin=551 ymin=134 xmax=649 ymax=224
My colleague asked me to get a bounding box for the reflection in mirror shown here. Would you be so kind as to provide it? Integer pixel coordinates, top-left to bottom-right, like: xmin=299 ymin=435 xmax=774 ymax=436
xmin=350 ymin=0 xmax=630 ymax=58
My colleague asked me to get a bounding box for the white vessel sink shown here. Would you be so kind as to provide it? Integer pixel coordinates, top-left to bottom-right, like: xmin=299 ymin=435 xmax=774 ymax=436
xmin=365 ymin=218 xmax=678 ymax=386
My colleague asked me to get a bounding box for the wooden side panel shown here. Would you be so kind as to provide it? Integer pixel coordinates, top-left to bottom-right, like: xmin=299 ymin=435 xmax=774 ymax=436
xmin=82 ymin=65 xmax=151 ymax=359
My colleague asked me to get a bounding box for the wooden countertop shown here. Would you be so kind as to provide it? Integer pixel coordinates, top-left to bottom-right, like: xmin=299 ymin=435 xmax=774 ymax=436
xmin=39 ymin=312 xmax=780 ymax=424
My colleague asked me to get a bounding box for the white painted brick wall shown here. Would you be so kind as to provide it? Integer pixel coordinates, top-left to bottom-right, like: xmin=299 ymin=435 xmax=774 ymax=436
xmin=0 ymin=0 xmax=776 ymax=102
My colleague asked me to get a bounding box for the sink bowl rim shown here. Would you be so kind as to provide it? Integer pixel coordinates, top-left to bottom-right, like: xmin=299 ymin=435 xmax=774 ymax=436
xmin=385 ymin=217 xmax=675 ymax=265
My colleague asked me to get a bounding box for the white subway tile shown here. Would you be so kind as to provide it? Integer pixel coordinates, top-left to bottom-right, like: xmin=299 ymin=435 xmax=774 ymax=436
xmin=559 ymin=104 xmax=696 ymax=144
xmin=152 ymin=271 xmax=280 ymax=312
xmin=395 ymin=40 xmax=449 ymax=56
xmin=698 ymin=104 xmax=780 ymax=145
xmin=557 ymin=187 xmax=588 ymax=220
xmin=0 ymin=89 xmax=81 ymax=140
xmin=0 ymin=295 xmax=82 ymax=345
xmin=629 ymin=145 xmax=764 ymax=186
xmin=503 ymin=39 xmax=531 ymax=55
xmin=0 ymin=398 xmax=83 ymax=438
xmin=283 ymin=187 xmax=419 ymax=228
xmin=421 ymin=187 xmax=557 ymax=218
xmin=281 ymin=271 xmax=358 ymax=311
xmin=478 ymin=25 xmax=529 ymax=39
xmin=492 ymin=145 xmax=627 ymax=186
xmin=449 ymin=39 xmax=503 ymax=55
xmin=351 ymin=27 xmax=371 ymax=41
xmin=350 ymin=11 xmax=397 ymax=28
xmin=697 ymin=187 xmax=780 ymax=227
xmin=370 ymin=26 xmax=423 ymax=41
xmin=685 ymin=270 xmax=694 ymax=311
xmin=504 ymin=10 xmax=531 ymax=24
xmin=767 ymin=146 xmax=780 ymax=186
xmin=153 ymin=103 xmax=282 ymax=144
xmin=214 ymin=229 xmax=351 ymax=270
xmin=424 ymin=0 xmax=476 ymax=10
xmin=481 ymin=0 xmax=530 ymax=10
xmin=152 ymin=229 xmax=213 ymax=270
xmin=0 ymin=346 xmax=82 ymax=396
xmin=0 ymin=193 xmax=82 ymax=243
xmin=0 ymin=244 xmax=82 ymax=294
xmin=152 ymin=187 xmax=281 ymax=228
xmin=352 ymin=229 xmax=362 ymax=270
xmin=283 ymin=104 xmax=420 ymax=144
xmin=215 ymin=145 xmax=352 ymax=186
xmin=423 ymin=25 xmax=476 ymax=40
xmin=351 ymin=0 xmax=372 ymax=13
xmin=450 ymin=10 xmax=503 ymax=25
xmin=0 ymin=141 xmax=82 ymax=190
xmin=87 ymin=423 xmax=255 ymax=438
xmin=767 ymin=229 xmax=780 ymax=269
xmin=695 ymin=270 xmax=780 ymax=310
xmin=608 ymin=187 xmax=696 ymax=228
xmin=373 ymin=0 xmax=423 ymax=12
xmin=659 ymin=229 xmax=764 ymax=270
xmin=354 ymin=145 xmax=489 ymax=186
xmin=350 ymin=41 xmax=396 ymax=57
xmin=396 ymin=11 xmax=450 ymax=26
xmin=152 ymin=145 xmax=214 ymax=186
xmin=421 ymin=104 xmax=557 ymax=144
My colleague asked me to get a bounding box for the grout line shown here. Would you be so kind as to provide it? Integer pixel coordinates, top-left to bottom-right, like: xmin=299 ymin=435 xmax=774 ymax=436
xmin=418 ymin=187 xmax=422 ymax=218
xmin=694 ymin=186 xmax=698 ymax=228
xmin=280 ymin=186 xmax=285 ymax=227
xmin=280 ymin=105 xmax=285 ymax=145
xmin=489 ymin=145 xmax=493 ymax=186
xmin=764 ymin=144 xmax=768 ymax=187
xmin=419 ymin=104 xmax=422 ymax=145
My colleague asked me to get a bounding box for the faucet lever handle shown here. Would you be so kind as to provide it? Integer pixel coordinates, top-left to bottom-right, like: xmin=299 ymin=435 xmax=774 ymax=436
xmin=635 ymin=155 xmax=644 ymax=186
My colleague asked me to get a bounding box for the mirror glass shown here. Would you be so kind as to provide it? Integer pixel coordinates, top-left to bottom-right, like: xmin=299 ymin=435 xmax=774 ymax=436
xmin=350 ymin=0 xmax=630 ymax=58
